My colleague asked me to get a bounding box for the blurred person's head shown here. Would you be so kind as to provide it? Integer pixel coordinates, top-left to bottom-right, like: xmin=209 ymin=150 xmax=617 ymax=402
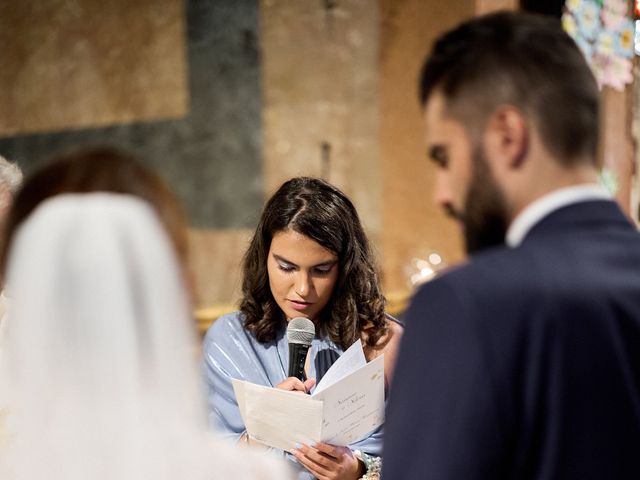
xmin=0 ymin=147 xmax=190 ymax=292
xmin=419 ymin=11 xmax=600 ymax=254
xmin=0 ymin=155 xmax=23 ymax=232
xmin=0 ymin=176 xmax=293 ymax=480
xmin=240 ymin=177 xmax=386 ymax=351
xmin=0 ymin=194 xmax=216 ymax=479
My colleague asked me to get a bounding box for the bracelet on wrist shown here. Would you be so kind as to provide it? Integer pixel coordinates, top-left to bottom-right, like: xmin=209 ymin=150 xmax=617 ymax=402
xmin=353 ymin=450 xmax=381 ymax=480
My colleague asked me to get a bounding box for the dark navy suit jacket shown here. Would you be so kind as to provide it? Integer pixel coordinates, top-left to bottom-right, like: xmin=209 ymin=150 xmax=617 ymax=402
xmin=384 ymin=200 xmax=640 ymax=479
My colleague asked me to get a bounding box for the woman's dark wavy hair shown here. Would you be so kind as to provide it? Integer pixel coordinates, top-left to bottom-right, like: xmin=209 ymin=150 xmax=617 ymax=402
xmin=240 ymin=177 xmax=387 ymax=350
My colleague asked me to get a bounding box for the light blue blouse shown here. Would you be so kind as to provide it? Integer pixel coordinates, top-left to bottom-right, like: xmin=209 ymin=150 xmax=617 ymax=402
xmin=203 ymin=311 xmax=383 ymax=479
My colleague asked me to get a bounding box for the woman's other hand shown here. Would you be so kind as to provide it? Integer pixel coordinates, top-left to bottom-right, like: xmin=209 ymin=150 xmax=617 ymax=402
xmin=275 ymin=377 xmax=316 ymax=393
xmin=292 ymin=442 xmax=364 ymax=480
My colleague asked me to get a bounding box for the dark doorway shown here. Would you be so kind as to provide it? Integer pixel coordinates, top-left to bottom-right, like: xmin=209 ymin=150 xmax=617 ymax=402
xmin=520 ymin=0 xmax=565 ymax=18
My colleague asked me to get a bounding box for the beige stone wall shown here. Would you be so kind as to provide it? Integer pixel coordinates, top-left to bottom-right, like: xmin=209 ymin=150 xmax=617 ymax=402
xmin=601 ymin=87 xmax=635 ymax=217
xmin=260 ymin=0 xmax=381 ymax=238
xmin=475 ymin=0 xmax=518 ymax=14
xmin=188 ymin=229 xmax=253 ymax=309
xmin=5 ymin=0 xmax=635 ymax=319
xmin=379 ymin=0 xmax=473 ymax=295
xmin=0 ymin=0 xmax=187 ymax=137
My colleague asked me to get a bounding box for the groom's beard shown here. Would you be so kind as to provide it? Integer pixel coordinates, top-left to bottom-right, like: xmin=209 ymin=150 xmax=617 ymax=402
xmin=445 ymin=148 xmax=510 ymax=255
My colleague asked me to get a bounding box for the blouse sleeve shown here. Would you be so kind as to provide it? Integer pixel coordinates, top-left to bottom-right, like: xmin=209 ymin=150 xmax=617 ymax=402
xmin=202 ymin=312 xmax=272 ymax=442
xmin=349 ymin=421 xmax=384 ymax=458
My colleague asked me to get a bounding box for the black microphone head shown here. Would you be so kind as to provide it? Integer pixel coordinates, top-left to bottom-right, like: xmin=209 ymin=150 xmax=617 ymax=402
xmin=286 ymin=317 xmax=315 ymax=346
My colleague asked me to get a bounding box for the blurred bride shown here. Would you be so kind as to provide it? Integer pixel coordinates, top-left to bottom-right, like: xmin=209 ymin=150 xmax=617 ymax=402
xmin=0 ymin=193 xmax=291 ymax=479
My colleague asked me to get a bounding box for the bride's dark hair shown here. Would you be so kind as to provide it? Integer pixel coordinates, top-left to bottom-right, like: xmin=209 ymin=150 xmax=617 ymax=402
xmin=240 ymin=177 xmax=387 ymax=350
xmin=0 ymin=147 xmax=188 ymax=277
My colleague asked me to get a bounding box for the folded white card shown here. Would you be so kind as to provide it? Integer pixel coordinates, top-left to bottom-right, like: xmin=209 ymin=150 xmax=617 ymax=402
xmin=232 ymin=341 xmax=385 ymax=451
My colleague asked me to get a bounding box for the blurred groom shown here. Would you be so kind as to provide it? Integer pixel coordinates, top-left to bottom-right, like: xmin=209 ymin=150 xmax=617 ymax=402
xmin=384 ymin=11 xmax=640 ymax=480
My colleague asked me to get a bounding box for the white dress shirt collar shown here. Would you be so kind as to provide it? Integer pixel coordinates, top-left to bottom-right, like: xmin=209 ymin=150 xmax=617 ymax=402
xmin=506 ymin=183 xmax=612 ymax=247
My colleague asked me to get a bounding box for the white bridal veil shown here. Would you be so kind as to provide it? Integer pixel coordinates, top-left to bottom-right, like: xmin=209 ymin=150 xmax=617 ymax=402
xmin=0 ymin=193 xmax=290 ymax=479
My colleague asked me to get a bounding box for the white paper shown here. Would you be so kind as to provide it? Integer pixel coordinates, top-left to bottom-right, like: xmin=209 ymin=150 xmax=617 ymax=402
xmin=312 ymin=339 xmax=367 ymax=394
xmin=312 ymin=355 xmax=384 ymax=446
xmin=231 ymin=341 xmax=385 ymax=451
xmin=233 ymin=379 xmax=323 ymax=451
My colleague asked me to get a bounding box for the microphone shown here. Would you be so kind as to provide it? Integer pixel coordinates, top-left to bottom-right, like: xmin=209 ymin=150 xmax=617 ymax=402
xmin=286 ymin=317 xmax=315 ymax=381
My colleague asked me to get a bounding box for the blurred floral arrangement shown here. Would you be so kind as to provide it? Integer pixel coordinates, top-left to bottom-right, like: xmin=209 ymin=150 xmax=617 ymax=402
xmin=562 ymin=0 xmax=635 ymax=91
xmin=404 ymin=252 xmax=447 ymax=288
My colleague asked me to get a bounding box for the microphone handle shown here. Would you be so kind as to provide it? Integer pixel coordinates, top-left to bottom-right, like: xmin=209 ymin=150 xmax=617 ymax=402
xmin=288 ymin=342 xmax=311 ymax=381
